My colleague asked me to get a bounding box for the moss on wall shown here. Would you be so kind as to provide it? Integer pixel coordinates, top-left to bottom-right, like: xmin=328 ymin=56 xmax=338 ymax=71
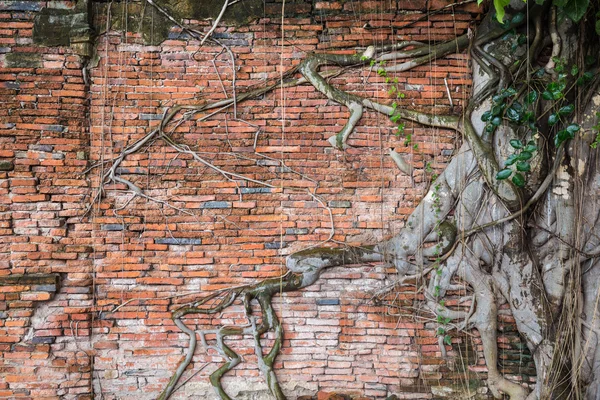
xmin=5 ymin=52 xmax=42 ymax=68
xmin=94 ymin=0 xmax=263 ymax=45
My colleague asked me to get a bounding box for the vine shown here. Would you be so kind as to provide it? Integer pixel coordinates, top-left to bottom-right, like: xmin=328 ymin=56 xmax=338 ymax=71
xmin=88 ymin=1 xmax=600 ymax=399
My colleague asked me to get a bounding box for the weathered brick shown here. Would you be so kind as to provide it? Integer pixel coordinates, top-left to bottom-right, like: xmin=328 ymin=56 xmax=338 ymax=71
xmin=101 ymin=224 xmax=125 ymax=231
xmin=0 ymin=2 xmax=528 ymax=399
xmin=328 ymin=201 xmax=352 ymax=208
xmin=202 ymin=201 xmax=231 ymax=209
xmin=154 ymin=238 xmax=202 ymax=245
xmin=265 ymin=241 xmax=287 ymax=249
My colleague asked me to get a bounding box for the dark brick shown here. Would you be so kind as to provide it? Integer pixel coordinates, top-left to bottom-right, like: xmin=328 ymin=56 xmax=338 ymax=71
xmin=31 ymin=336 xmax=55 ymax=344
xmin=168 ymin=32 xmax=193 ymax=40
xmin=31 ymin=284 xmax=57 ymax=292
xmin=316 ymin=299 xmax=340 ymax=306
xmin=139 ymin=113 xmax=163 ymax=120
xmin=0 ymin=274 xmax=59 ymax=287
xmin=43 ymin=125 xmax=65 ymax=132
xmin=265 ymin=241 xmax=287 ymax=249
xmin=202 ymin=201 xmax=231 ymax=209
xmin=240 ymin=187 xmax=271 ymax=194
xmin=115 ymin=167 xmax=147 ymax=175
xmin=285 ymin=228 xmax=308 ymax=235
xmin=101 ymin=224 xmax=125 ymax=231
xmin=0 ymin=1 xmax=43 ymax=11
xmin=328 ymin=201 xmax=351 ymax=208
xmin=0 ymin=161 xmax=14 ymax=171
xmin=30 ymin=145 xmax=53 ymax=152
xmin=154 ymin=238 xmax=202 ymax=245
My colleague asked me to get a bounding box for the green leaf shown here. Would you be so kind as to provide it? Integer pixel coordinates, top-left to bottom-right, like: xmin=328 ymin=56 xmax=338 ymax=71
xmin=585 ymin=55 xmax=596 ymax=67
xmin=548 ymin=114 xmax=559 ymax=125
xmin=505 ymin=154 xmax=519 ymax=166
xmin=562 ymin=0 xmax=590 ymax=22
xmin=553 ymin=0 xmax=569 ymax=6
xmin=542 ymin=91 xmax=553 ymax=100
xmin=519 ymin=151 xmax=533 ymax=161
xmin=552 ymin=91 xmax=564 ymax=100
xmin=492 ymin=94 xmax=504 ymax=104
xmin=571 ymin=65 xmax=580 ymax=76
xmin=481 ymin=110 xmax=492 ymax=122
xmin=485 ymin=124 xmax=495 ymax=133
xmin=555 ymin=129 xmax=574 ymax=146
xmin=506 ymin=107 xmax=521 ymax=122
xmin=496 ymin=168 xmax=513 ymax=180
xmin=525 ymin=91 xmax=538 ymax=104
xmin=567 ymin=124 xmax=580 ymax=134
xmin=512 ymin=101 xmax=523 ymax=112
xmin=443 ymin=335 xmax=452 ymax=346
xmin=524 ymin=144 xmax=538 ymax=152
xmin=494 ymin=0 xmax=511 ymax=23
xmin=555 ymin=62 xmax=565 ymax=73
xmin=583 ymin=71 xmax=594 ymax=82
xmin=554 ymin=133 xmax=562 ymax=147
xmin=509 ymin=139 xmax=523 ymax=149
xmin=516 ymin=161 xmax=531 ymax=172
xmin=559 ymin=104 xmax=575 ymax=115
xmin=511 ymin=13 xmax=525 ymax=24
xmin=512 ymin=173 xmax=526 ymax=187
xmin=517 ymin=34 xmax=527 ymax=45
xmin=491 ymin=116 xmax=502 ymax=127
xmin=491 ymin=105 xmax=504 ymax=116
xmin=524 ymin=111 xmax=535 ymax=122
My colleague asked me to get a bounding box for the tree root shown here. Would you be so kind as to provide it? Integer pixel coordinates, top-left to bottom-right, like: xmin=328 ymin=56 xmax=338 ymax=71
xmin=89 ymin=4 xmax=587 ymax=398
xmin=158 ymin=246 xmax=378 ymax=400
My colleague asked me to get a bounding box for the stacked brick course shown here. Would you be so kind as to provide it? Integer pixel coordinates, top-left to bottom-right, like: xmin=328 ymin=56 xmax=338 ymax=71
xmin=0 ymin=1 xmax=534 ymax=399
xmin=0 ymin=1 xmax=94 ymax=398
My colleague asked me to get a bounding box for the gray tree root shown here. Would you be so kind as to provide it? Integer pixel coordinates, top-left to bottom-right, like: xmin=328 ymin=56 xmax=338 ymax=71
xmin=88 ymin=2 xmax=600 ymax=398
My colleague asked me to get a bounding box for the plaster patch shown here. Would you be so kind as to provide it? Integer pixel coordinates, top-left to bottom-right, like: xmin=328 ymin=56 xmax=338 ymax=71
xmin=552 ymin=165 xmax=570 ymax=199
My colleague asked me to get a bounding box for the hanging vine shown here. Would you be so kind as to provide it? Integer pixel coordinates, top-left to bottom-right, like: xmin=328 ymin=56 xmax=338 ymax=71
xmin=88 ymin=1 xmax=600 ymax=399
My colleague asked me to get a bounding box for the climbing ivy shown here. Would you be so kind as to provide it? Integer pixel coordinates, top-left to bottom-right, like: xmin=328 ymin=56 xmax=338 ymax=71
xmin=484 ymin=0 xmax=592 ymax=24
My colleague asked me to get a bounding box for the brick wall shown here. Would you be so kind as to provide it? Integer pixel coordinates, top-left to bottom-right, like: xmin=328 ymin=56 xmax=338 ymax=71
xmin=0 ymin=1 xmax=94 ymax=398
xmin=0 ymin=1 xmax=535 ymax=399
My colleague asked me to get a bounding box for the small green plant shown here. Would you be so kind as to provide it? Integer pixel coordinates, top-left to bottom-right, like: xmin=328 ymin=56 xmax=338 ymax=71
xmin=495 ymin=139 xmax=537 ymax=188
xmin=488 ymin=61 xmax=590 ymax=187
xmin=378 ymin=63 xmax=415 ymax=147
xmin=435 ymin=315 xmax=452 ymax=346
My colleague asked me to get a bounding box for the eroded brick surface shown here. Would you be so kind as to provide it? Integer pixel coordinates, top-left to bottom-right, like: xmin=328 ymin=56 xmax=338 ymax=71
xmin=0 ymin=1 xmax=535 ymax=399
